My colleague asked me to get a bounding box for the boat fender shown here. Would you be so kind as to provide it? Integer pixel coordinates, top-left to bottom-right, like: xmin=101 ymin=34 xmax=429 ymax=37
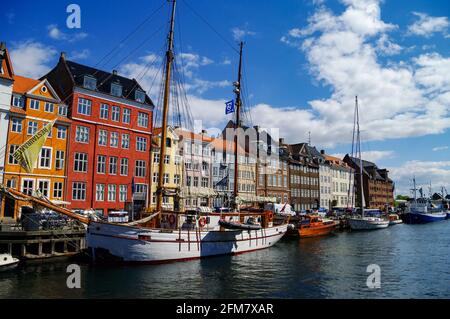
xmin=168 ymin=214 xmax=176 ymax=225
xmin=199 ymin=217 xmax=206 ymax=228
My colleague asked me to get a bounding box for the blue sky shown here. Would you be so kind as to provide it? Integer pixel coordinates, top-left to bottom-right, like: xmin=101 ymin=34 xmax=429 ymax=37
xmin=2 ymin=0 xmax=450 ymax=195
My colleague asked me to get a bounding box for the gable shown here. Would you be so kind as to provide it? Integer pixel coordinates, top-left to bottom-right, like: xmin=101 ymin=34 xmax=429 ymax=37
xmin=0 ymin=43 xmax=14 ymax=80
xmin=28 ymin=79 xmax=60 ymax=102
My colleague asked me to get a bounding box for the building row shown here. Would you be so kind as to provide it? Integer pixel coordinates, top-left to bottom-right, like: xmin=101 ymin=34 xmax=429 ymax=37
xmin=0 ymin=42 xmax=394 ymax=221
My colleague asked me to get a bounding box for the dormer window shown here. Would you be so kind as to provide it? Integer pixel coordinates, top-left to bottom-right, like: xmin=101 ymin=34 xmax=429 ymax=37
xmin=83 ymin=76 xmax=97 ymax=90
xmin=135 ymin=90 xmax=145 ymax=103
xmin=12 ymin=94 xmax=25 ymax=108
xmin=111 ymin=83 xmax=122 ymax=97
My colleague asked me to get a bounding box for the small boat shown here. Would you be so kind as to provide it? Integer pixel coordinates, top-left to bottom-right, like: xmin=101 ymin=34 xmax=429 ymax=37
xmin=0 ymin=253 xmax=19 ymax=271
xmin=388 ymin=213 xmax=403 ymax=225
xmin=298 ymin=215 xmax=337 ymax=238
xmin=348 ymin=215 xmax=390 ymax=230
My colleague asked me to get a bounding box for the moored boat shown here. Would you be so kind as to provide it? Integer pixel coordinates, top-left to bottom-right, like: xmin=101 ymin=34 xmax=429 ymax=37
xmin=388 ymin=213 xmax=403 ymax=225
xmin=0 ymin=253 xmax=19 ymax=271
xmin=297 ymin=215 xmax=337 ymax=238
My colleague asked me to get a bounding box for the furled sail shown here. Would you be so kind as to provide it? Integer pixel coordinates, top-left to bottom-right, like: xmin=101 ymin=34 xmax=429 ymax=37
xmin=12 ymin=120 xmax=55 ymax=173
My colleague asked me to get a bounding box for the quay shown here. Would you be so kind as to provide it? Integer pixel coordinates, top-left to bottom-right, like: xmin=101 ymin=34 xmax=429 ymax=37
xmin=0 ymin=224 xmax=86 ymax=260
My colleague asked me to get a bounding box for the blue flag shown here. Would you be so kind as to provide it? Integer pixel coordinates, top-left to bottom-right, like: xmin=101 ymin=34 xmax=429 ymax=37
xmin=225 ymin=100 xmax=235 ymax=114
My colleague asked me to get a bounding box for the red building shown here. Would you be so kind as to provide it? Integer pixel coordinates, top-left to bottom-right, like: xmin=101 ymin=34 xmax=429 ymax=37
xmin=44 ymin=53 xmax=154 ymax=216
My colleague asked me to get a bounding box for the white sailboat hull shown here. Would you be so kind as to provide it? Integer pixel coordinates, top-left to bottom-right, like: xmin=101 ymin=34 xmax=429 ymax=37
xmin=348 ymin=217 xmax=390 ymax=230
xmin=87 ymin=221 xmax=288 ymax=263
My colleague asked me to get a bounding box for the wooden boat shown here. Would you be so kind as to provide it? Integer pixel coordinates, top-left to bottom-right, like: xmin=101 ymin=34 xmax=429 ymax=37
xmin=298 ymin=215 xmax=337 ymax=238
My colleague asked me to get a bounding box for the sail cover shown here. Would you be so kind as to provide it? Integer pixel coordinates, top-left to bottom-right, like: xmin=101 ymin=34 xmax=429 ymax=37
xmin=12 ymin=119 xmax=56 ymax=173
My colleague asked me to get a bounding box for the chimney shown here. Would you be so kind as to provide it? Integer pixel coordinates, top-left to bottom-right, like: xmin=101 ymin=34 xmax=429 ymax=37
xmin=112 ymin=70 xmax=118 ymax=75
xmin=60 ymin=52 xmax=66 ymax=60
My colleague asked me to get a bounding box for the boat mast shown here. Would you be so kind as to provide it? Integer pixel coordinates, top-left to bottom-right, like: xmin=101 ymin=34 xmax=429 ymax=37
xmin=356 ymin=96 xmax=365 ymax=216
xmin=232 ymin=42 xmax=243 ymax=209
xmin=156 ymin=0 xmax=177 ymax=213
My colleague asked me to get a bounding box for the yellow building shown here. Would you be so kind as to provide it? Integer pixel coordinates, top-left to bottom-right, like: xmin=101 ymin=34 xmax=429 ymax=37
xmin=149 ymin=126 xmax=182 ymax=211
xmin=2 ymin=75 xmax=71 ymax=220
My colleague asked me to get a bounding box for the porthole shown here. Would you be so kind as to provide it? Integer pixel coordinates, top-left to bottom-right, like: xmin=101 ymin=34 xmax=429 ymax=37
xmin=41 ymin=86 xmax=47 ymax=93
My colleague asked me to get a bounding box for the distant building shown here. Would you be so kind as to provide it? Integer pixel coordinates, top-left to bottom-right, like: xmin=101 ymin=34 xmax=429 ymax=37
xmin=3 ymin=75 xmax=71 ymax=220
xmin=322 ymin=153 xmax=354 ymax=209
xmin=44 ymin=53 xmax=154 ymax=216
xmin=0 ymin=42 xmax=14 ymax=185
xmin=343 ymin=155 xmax=394 ymax=210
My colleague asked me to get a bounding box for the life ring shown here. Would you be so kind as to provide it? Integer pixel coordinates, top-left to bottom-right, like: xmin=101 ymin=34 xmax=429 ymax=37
xmin=199 ymin=217 xmax=206 ymax=227
xmin=168 ymin=214 xmax=176 ymax=225
xmin=267 ymin=212 xmax=274 ymax=222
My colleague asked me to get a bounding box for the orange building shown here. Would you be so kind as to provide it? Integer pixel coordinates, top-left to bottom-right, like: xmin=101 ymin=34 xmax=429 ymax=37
xmin=2 ymin=75 xmax=71 ymax=220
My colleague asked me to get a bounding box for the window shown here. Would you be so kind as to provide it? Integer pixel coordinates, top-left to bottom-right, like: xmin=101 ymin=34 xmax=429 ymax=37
xmin=110 ymin=132 xmax=118 ymax=147
xmin=152 ymin=172 xmax=159 ymax=183
xmin=138 ymin=112 xmax=148 ymax=128
xmin=201 ymin=177 xmax=208 ymax=188
xmin=96 ymin=184 xmax=105 ymax=201
xmin=44 ymin=102 xmax=54 ymax=113
xmin=12 ymin=95 xmax=25 ymax=107
xmin=108 ymin=184 xmax=116 ymax=201
xmin=37 ymin=180 xmax=49 ymax=198
xmin=111 ymin=106 xmax=120 ymax=121
xmin=109 ymin=157 xmax=118 ymax=175
xmin=166 ymin=138 xmax=172 ymax=148
xmin=72 ymin=182 xmax=86 ymax=200
xmin=8 ymin=145 xmax=19 ymax=164
xmin=175 ymin=156 xmax=181 ymax=165
xmin=77 ymin=98 xmax=92 ymax=115
xmin=55 ymin=150 xmax=65 ymax=170
xmin=193 ymin=177 xmax=199 ymax=187
xmin=153 ymin=153 xmax=160 ymax=164
xmin=6 ymin=178 xmax=17 ymax=188
xmin=11 ymin=118 xmax=22 ymax=132
xmin=53 ymin=182 xmax=63 ymax=199
xmin=58 ymin=104 xmax=67 ymax=116
xmin=83 ymin=76 xmax=97 ymax=90
xmin=163 ymin=173 xmax=169 ymax=184
xmin=74 ymin=153 xmax=88 ymax=172
xmin=97 ymin=155 xmax=106 ymax=174
xmin=39 ymin=147 xmax=51 ymax=168
xmin=135 ymin=160 xmax=146 ymax=177
xmin=122 ymin=108 xmax=131 ymax=124
xmin=75 ymin=126 xmax=90 ymax=143
xmin=121 ymin=134 xmax=129 ymax=149
xmin=119 ymin=185 xmax=127 ymax=202
xmin=186 ymin=176 xmax=191 ymax=186
xmin=174 ymin=174 xmax=181 ymax=184
xmin=120 ymin=158 xmax=128 ymax=176
xmin=135 ymin=90 xmax=145 ymax=103
xmin=164 ymin=155 xmax=170 ymax=164
xmin=98 ymin=130 xmax=107 ymax=146
xmin=100 ymin=104 xmax=109 ymax=119
xmin=27 ymin=121 xmax=38 ymax=135
xmin=22 ymin=179 xmax=34 ymax=196
xmin=136 ymin=137 xmax=147 ymax=152
xmin=111 ymin=83 xmax=122 ymax=97
xmin=57 ymin=126 xmax=67 ymax=139
xmin=30 ymin=99 xmax=40 ymax=110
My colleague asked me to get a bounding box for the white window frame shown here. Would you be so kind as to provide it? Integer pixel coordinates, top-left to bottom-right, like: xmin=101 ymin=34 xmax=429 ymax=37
xmin=53 ymin=182 xmax=63 ymax=199
xmin=72 ymin=182 xmax=87 ymax=201
xmin=27 ymin=121 xmax=38 ymax=135
xmin=121 ymin=134 xmax=129 ymax=149
xmin=57 ymin=126 xmax=67 ymax=139
xmin=37 ymin=179 xmax=50 ymax=198
xmin=29 ymin=99 xmax=40 ymax=110
xmin=119 ymin=185 xmax=127 ymax=202
xmin=75 ymin=126 xmax=90 ymax=143
xmin=74 ymin=152 xmax=88 ymax=172
xmin=100 ymin=103 xmax=109 ymax=119
xmin=136 ymin=136 xmax=147 ymax=152
xmin=11 ymin=118 xmax=22 ymax=133
xmin=44 ymin=102 xmax=54 ymax=113
xmin=111 ymin=105 xmax=120 ymax=122
xmin=77 ymin=98 xmax=92 ymax=116
xmin=120 ymin=158 xmax=129 ymax=176
xmin=110 ymin=132 xmax=119 ymax=147
xmin=122 ymin=108 xmax=131 ymax=124
xmin=21 ymin=178 xmax=35 ymax=196
xmin=137 ymin=112 xmax=148 ymax=128
xmin=108 ymin=184 xmax=117 ymax=202
xmin=96 ymin=184 xmax=105 ymax=201
xmin=98 ymin=130 xmax=107 ymax=146
xmin=55 ymin=150 xmax=65 ymax=170
xmin=38 ymin=147 xmax=52 ymax=169
xmin=97 ymin=155 xmax=106 ymax=174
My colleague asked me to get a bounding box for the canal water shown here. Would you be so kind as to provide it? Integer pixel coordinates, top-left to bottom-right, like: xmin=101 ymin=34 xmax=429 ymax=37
xmin=1 ymin=221 xmax=449 ymax=298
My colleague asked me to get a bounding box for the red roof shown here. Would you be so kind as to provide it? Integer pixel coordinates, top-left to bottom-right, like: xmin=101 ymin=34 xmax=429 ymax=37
xmin=13 ymin=75 xmax=40 ymax=94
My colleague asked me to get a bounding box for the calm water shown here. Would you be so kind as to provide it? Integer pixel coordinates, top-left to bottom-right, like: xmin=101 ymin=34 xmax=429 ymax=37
xmin=1 ymin=221 xmax=449 ymax=298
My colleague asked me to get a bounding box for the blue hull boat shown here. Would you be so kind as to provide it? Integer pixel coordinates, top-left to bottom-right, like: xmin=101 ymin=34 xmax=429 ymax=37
xmin=402 ymin=211 xmax=447 ymax=224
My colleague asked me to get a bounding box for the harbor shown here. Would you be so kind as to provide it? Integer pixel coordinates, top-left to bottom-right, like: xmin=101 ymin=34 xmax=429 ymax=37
xmin=1 ymin=0 xmax=450 ymax=302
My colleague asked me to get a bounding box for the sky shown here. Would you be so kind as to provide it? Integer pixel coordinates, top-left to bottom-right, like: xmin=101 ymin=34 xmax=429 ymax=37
xmin=1 ymin=0 xmax=449 ymax=196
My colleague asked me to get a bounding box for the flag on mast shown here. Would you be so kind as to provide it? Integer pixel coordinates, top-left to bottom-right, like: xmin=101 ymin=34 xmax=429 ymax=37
xmin=225 ymin=100 xmax=235 ymax=114
xmin=12 ymin=119 xmax=56 ymax=173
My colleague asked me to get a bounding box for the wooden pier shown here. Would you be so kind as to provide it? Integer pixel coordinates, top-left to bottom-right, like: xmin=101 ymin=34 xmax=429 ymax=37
xmin=0 ymin=225 xmax=86 ymax=260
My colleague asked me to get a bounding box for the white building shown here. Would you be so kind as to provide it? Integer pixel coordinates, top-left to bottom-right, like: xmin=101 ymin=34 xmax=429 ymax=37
xmin=0 ymin=43 xmax=14 ymax=184
xmin=319 ymin=160 xmax=333 ymax=209
xmin=323 ymin=154 xmax=354 ymax=208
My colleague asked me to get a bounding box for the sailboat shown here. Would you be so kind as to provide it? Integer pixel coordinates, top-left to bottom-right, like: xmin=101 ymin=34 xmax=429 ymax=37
xmin=83 ymin=0 xmax=288 ymax=262
xmin=347 ymin=97 xmax=389 ymax=231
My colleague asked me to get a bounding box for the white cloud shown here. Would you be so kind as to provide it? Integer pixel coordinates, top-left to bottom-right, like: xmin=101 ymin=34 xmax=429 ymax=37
xmin=231 ymin=26 xmax=256 ymax=41
xmin=47 ymin=24 xmax=88 ymax=42
xmin=10 ymin=41 xmax=57 ymax=78
xmin=432 ymin=146 xmax=448 ymax=152
xmin=222 ymin=57 xmax=231 ymax=65
xmin=407 ymin=12 xmax=449 ymax=37
xmin=179 ymin=52 xmax=214 ymax=78
xmin=388 ymin=160 xmax=450 ymax=195
xmin=69 ymin=49 xmax=90 ymax=60
xmin=274 ymin=0 xmax=450 ymax=147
